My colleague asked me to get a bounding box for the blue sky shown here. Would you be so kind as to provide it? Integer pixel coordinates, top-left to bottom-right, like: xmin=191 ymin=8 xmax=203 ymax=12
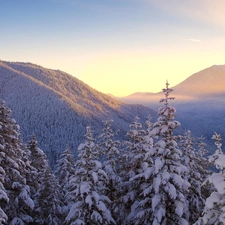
xmin=1 ymin=0 xmax=225 ymax=96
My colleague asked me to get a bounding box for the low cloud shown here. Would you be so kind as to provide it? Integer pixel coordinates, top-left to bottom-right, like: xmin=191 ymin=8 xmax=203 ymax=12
xmin=188 ymin=39 xmax=202 ymax=43
xmin=148 ymin=0 xmax=225 ymax=28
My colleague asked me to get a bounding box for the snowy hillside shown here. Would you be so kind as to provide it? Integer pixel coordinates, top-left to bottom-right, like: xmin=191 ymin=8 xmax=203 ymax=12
xmin=0 ymin=60 xmax=156 ymax=166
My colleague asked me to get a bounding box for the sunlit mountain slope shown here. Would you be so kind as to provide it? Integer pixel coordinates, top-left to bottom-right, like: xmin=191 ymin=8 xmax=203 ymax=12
xmin=118 ymin=64 xmax=225 ymax=150
xmin=173 ymin=65 xmax=225 ymax=97
xmin=0 ymin=60 xmax=156 ymax=166
xmin=119 ymin=65 xmax=225 ymax=104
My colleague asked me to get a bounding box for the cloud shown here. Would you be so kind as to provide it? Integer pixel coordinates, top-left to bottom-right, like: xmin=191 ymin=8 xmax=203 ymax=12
xmin=147 ymin=0 xmax=225 ymax=27
xmin=188 ymin=39 xmax=202 ymax=43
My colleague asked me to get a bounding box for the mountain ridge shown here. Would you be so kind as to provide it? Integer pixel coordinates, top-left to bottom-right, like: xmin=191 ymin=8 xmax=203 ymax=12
xmin=115 ymin=64 xmax=225 ymax=150
xmin=173 ymin=64 xmax=225 ymax=97
xmin=0 ymin=60 xmax=156 ymax=166
xmin=118 ymin=64 xmax=225 ymax=105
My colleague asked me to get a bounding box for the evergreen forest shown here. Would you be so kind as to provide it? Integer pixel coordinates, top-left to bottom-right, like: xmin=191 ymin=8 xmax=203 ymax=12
xmin=0 ymin=83 xmax=224 ymax=225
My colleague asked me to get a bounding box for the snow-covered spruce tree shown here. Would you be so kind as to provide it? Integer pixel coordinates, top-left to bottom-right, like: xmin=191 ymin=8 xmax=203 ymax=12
xmin=27 ymin=134 xmax=49 ymax=194
xmin=196 ymin=136 xmax=211 ymax=179
xmin=66 ymin=126 xmax=115 ymax=225
xmin=0 ymin=101 xmax=35 ymax=224
xmin=197 ymin=136 xmax=208 ymax=159
xmin=97 ymin=119 xmax=121 ymax=220
xmin=0 ymin=162 xmax=9 ymax=224
xmin=194 ymin=133 xmax=225 ymax=225
xmin=27 ymin=134 xmax=48 ymax=175
xmin=150 ymin=82 xmax=190 ymax=225
xmin=55 ymin=147 xmax=75 ymax=215
xmin=118 ymin=117 xmax=146 ymax=223
xmin=26 ymin=134 xmax=50 ymax=223
xmin=196 ymin=136 xmax=212 ymax=201
xmin=179 ymin=130 xmax=205 ymax=223
xmin=125 ymin=116 xmax=155 ymax=225
xmin=35 ymin=167 xmax=63 ymax=225
xmin=121 ymin=117 xmax=146 ymax=181
xmin=118 ymin=116 xmax=154 ymax=224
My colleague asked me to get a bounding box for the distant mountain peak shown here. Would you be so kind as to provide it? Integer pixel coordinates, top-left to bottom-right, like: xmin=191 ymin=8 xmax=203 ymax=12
xmin=173 ymin=64 xmax=225 ymax=97
xmin=117 ymin=64 xmax=225 ymax=105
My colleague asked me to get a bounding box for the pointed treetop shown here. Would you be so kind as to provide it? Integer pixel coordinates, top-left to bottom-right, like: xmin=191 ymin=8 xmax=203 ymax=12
xmin=212 ymin=132 xmax=222 ymax=152
xmin=85 ymin=126 xmax=93 ymax=140
xmin=27 ymin=134 xmax=38 ymax=149
xmin=159 ymin=81 xmax=175 ymax=106
xmin=209 ymin=132 xmax=225 ymax=171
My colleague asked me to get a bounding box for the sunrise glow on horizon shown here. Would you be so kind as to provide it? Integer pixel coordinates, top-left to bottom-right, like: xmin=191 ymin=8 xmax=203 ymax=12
xmin=1 ymin=0 xmax=225 ymax=97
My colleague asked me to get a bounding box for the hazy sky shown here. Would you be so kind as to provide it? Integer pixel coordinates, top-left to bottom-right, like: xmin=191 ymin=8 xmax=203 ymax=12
xmin=1 ymin=0 xmax=225 ymax=96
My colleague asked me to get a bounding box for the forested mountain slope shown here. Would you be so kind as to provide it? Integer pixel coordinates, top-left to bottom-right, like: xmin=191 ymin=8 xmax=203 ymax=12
xmin=0 ymin=60 xmax=155 ymax=166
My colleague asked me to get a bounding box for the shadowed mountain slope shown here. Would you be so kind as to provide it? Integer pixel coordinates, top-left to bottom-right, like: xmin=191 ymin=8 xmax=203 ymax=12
xmin=0 ymin=60 xmax=156 ymax=166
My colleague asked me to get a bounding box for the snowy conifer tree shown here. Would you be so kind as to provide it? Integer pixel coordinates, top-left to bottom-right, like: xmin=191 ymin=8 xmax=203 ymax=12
xmin=55 ymin=147 xmax=75 ymax=189
xmin=98 ymin=119 xmax=121 ymax=219
xmin=26 ymin=134 xmax=50 ymax=222
xmin=66 ymin=126 xmax=115 ymax=225
xmin=196 ymin=136 xmax=211 ymax=179
xmin=121 ymin=117 xmax=146 ymax=180
xmin=197 ymin=136 xmax=208 ymax=159
xmin=118 ymin=116 xmax=155 ymax=224
xmin=196 ymin=136 xmax=212 ymax=201
xmin=149 ymin=82 xmax=189 ymax=225
xmin=0 ymin=101 xmax=35 ymax=224
xmin=0 ymin=162 xmax=9 ymax=224
xmin=126 ymin=116 xmax=155 ymax=225
xmin=55 ymin=147 xmax=75 ymax=215
xmin=179 ymin=130 xmax=205 ymax=223
xmin=118 ymin=117 xmax=146 ymax=223
xmin=27 ymin=133 xmax=49 ymax=191
xmin=35 ymin=167 xmax=63 ymax=225
xmin=27 ymin=134 xmax=48 ymax=175
xmin=194 ymin=133 xmax=225 ymax=225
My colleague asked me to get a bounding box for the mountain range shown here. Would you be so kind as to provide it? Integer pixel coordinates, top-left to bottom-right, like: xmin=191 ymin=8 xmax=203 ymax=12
xmin=0 ymin=60 xmax=155 ymax=167
xmin=118 ymin=65 xmax=225 ymax=103
xmin=1 ymin=60 xmax=224 ymax=164
xmin=118 ymin=65 xmax=225 ymax=150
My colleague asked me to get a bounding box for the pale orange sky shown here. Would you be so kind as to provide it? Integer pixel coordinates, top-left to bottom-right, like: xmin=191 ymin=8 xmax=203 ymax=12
xmin=78 ymin=46 xmax=225 ymax=97
xmin=1 ymin=0 xmax=225 ymax=97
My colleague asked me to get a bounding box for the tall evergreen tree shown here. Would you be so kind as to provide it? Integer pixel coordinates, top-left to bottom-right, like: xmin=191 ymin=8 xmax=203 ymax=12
xmin=117 ymin=116 xmax=155 ymax=224
xmin=118 ymin=117 xmax=147 ymax=224
xmin=66 ymin=126 xmax=115 ymax=225
xmin=55 ymin=147 xmax=75 ymax=216
xmin=0 ymin=101 xmax=35 ymax=224
xmin=35 ymin=167 xmax=63 ymax=225
xmin=26 ymin=134 xmax=50 ymax=223
xmin=0 ymin=160 xmax=9 ymax=224
xmin=98 ymin=119 xmax=121 ymax=220
xmin=27 ymin=134 xmax=48 ymax=175
xmin=55 ymin=147 xmax=75 ymax=190
xmin=149 ymin=82 xmax=189 ymax=225
xmin=179 ymin=130 xmax=205 ymax=223
xmin=197 ymin=136 xmax=208 ymax=159
xmin=127 ymin=116 xmax=155 ymax=225
xmin=195 ymin=133 xmax=225 ymax=225
xmin=196 ymin=136 xmax=212 ymax=201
